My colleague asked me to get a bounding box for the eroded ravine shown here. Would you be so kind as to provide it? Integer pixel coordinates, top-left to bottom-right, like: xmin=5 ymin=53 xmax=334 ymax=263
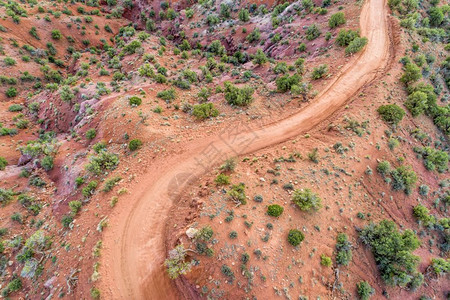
xmin=100 ymin=0 xmax=392 ymax=298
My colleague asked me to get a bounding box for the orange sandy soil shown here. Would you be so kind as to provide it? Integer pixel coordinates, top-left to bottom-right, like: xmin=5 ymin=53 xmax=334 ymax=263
xmin=0 ymin=0 xmax=448 ymax=299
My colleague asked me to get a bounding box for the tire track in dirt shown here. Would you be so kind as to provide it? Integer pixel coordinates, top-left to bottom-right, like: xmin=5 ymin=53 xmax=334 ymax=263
xmin=100 ymin=0 xmax=392 ymax=298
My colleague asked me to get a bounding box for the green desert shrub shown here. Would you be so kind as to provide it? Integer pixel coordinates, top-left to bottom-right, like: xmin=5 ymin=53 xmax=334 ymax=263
xmin=0 ymin=157 xmax=7 ymax=170
xmin=400 ymin=63 xmax=421 ymax=85
xmin=329 ymin=12 xmax=346 ymax=28
xmin=40 ymin=156 xmax=54 ymax=171
xmin=413 ymin=146 xmax=448 ymax=173
xmin=276 ymin=74 xmax=301 ymax=92
xmin=214 ymin=173 xmax=230 ymax=185
xmin=267 ymin=204 xmax=284 ymax=217
xmin=6 ymin=87 xmax=17 ymax=98
xmin=292 ymin=188 xmax=322 ymax=211
xmin=287 ymin=229 xmax=304 ymax=246
xmin=69 ymin=200 xmax=82 ymax=214
xmin=85 ymin=129 xmax=97 ymax=140
xmin=320 ymin=254 xmax=332 ymax=267
xmin=345 ymin=37 xmax=368 ymax=55
xmin=51 ymin=29 xmax=62 ymax=40
xmin=82 ymin=180 xmax=98 ymax=198
xmin=157 ymin=88 xmax=176 ymax=102
xmin=390 ymin=165 xmax=417 ymax=194
xmin=305 ymin=24 xmax=321 ymax=40
xmin=128 ymin=139 xmax=142 ymax=151
xmin=228 ymin=183 xmax=246 ymax=205
xmin=129 ymin=96 xmax=142 ymax=106
xmin=336 ymin=233 xmax=352 ymax=266
xmin=336 ymin=29 xmax=359 ymax=46
xmin=85 ymin=151 xmax=119 ymax=175
xmin=192 ymin=103 xmax=219 ymax=120
xmin=357 ymin=281 xmax=375 ymax=300
xmin=359 ymin=220 xmax=422 ymax=288
xmin=223 ymin=82 xmax=254 ymax=106
xmin=311 ymin=64 xmax=328 ymax=79
xmin=377 ymin=104 xmax=405 ymax=125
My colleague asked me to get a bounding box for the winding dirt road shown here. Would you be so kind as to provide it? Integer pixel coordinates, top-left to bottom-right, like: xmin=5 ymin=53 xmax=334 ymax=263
xmin=100 ymin=0 xmax=392 ymax=298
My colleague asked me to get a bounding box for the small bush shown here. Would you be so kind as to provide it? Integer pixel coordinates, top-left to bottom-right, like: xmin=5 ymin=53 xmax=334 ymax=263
xmin=4 ymin=57 xmax=16 ymax=66
xmin=102 ymin=176 xmax=122 ymax=192
xmin=400 ymin=63 xmax=421 ymax=85
xmin=69 ymin=200 xmax=82 ymax=214
xmin=82 ymin=180 xmax=98 ymax=198
xmin=129 ymin=96 xmax=142 ymax=106
xmin=311 ymin=64 xmax=328 ymax=80
xmin=224 ymin=82 xmax=254 ymax=106
xmin=336 ymin=29 xmax=360 ymax=46
xmin=390 ymin=165 xmax=417 ymax=194
xmin=128 ymin=139 xmax=143 ymax=151
xmin=336 ymin=233 xmax=352 ymax=266
xmin=220 ymin=158 xmax=236 ymax=172
xmin=86 ymin=129 xmax=97 ymax=140
xmin=192 ymin=103 xmax=219 ymax=120
xmin=320 ymin=254 xmax=332 ymax=267
xmin=41 ymin=156 xmax=54 ymax=171
xmin=276 ymin=74 xmax=301 ymax=93
xmin=221 ymin=265 xmax=235 ymax=282
xmin=8 ymin=104 xmax=23 ymax=112
xmin=215 ymin=173 xmax=230 ymax=185
xmin=376 ymin=161 xmax=391 ymax=176
xmin=292 ymin=188 xmax=322 ymax=211
xmin=228 ymin=183 xmax=246 ymax=205
xmin=90 ymin=287 xmax=100 ymax=299
xmin=157 ymin=88 xmax=176 ymax=102
xmin=287 ymin=229 xmax=304 ymax=246
xmin=345 ymin=37 xmax=368 ymax=55
xmin=51 ymin=29 xmax=62 ymax=40
xmin=267 ymin=204 xmax=284 ymax=217
xmin=377 ymin=104 xmax=405 ymax=125
xmin=305 ymin=24 xmax=321 ymax=40
xmin=359 ymin=220 xmax=421 ymax=288
xmin=329 ymin=12 xmax=346 ymax=28
xmin=6 ymin=87 xmax=17 ymax=98
xmin=0 ymin=157 xmax=7 ymax=170
xmin=253 ymin=49 xmax=267 ymax=65
xmin=62 ymin=215 xmax=73 ymax=228
xmin=357 ymin=281 xmax=374 ymax=300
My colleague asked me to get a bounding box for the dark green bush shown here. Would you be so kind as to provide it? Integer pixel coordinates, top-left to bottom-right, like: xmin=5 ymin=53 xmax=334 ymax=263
xmin=276 ymin=74 xmax=301 ymax=93
xmin=0 ymin=157 xmax=7 ymax=170
xmin=390 ymin=165 xmax=417 ymax=194
xmin=287 ymin=229 xmax=304 ymax=246
xmin=377 ymin=104 xmax=405 ymax=125
xmin=336 ymin=29 xmax=360 ymax=46
xmin=128 ymin=139 xmax=143 ymax=151
xmin=356 ymin=281 xmax=374 ymax=300
xmin=86 ymin=129 xmax=96 ymax=140
xmin=192 ymin=103 xmax=219 ymax=120
xmin=82 ymin=180 xmax=98 ymax=198
xmin=329 ymin=12 xmax=346 ymax=28
xmin=267 ymin=204 xmax=284 ymax=217
xmin=345 ymin=37 xmax=368 ymax=55
xmin=157 ymin=88 xmax=176 ymax=102
xmin=41 ymin=156 xmax=54 ymax=171
xmin=359 ymin=220 xmax=422 ymax=288
xmin=335 ymin=233 xmax=352 ymax=266
xmin=6 ymin=87 xmax=17 ymax=98
xmin=224 ymin=82 xmax=254 ymax=106
xmin=311 ymin=64 xmax=328 ymax=80
xmin=129 ymin=96 xmax=142 ymax=106
xmin=215 ymin=173 xmax=230 ymax=185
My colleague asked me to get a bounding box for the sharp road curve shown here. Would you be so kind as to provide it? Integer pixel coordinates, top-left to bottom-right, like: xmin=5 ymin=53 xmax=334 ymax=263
xmin=100 ymin=0 xmax=391 ymax=298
